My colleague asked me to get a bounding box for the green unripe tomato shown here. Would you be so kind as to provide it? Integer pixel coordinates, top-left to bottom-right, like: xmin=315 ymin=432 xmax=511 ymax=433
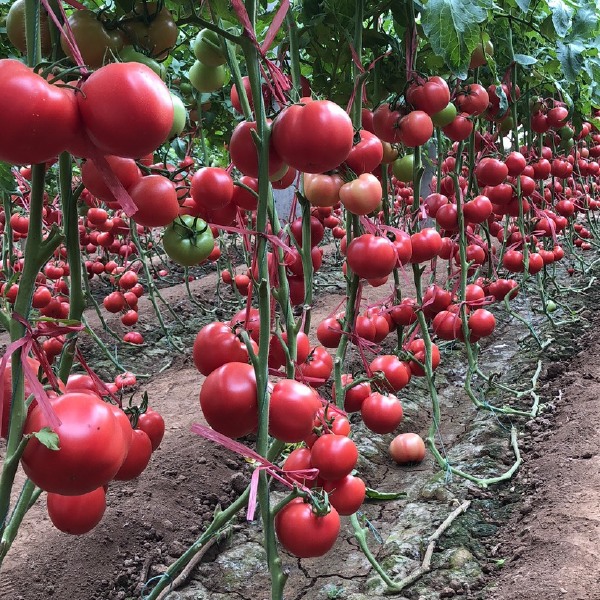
xmin=119 ymin=46 xmax=166 ymax=80
xmin=188 ymin=60 xmax=228 ymax=93
xmin=499 ymin=116 xmax=514 ymax=135
xmin=192 ymin=29 xmax=227 ymax=67
xmin=558 ymin=125 xmax=574 ymax=140
xmin=162 ymin=215 xmax=215 ymax=266
xmin=546 ymin=300 xmax=557 ymax=312
xmin=559 ymin=137 xmax=575 ymax=152
xmin=168 ymin=93 xmax=186 ymax=139
xmin=392 ymin=155 xmax=414 ymax=183
xmin=431 ymin=102 xmax=457 ymax=128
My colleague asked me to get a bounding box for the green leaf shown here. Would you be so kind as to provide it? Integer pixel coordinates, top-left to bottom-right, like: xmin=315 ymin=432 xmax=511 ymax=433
xmin=514 ymin=53 xmax=537 ymax=66
xmin=572 ymin=6 xmax=598 ymax=38
xmin=365 ymin=487 xmax=407 ymax=501
xmin=548 ymin=0 xmax=573 ymax=37
xmin=515 ymin=0 xmax=531 ymax=11
xmin=421 ymin=0 xmax=492 ymax=78
xmin=557 ymin=41 xmax=585 ymax=82
xmin=0 ymin=162 xmax=16 ymax=194
xmin=31 ymin=428 xmax=60 ymax=451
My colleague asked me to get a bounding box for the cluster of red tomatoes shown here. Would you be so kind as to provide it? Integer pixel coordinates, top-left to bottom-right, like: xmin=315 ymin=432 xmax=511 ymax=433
xmin=1 ymin=363 xmax=164 ymax=535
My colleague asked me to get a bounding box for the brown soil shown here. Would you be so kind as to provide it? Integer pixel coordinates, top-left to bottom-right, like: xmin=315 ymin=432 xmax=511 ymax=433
xmin=1 ymin=252 xmax=600 ymax=600
xmin=481 ymin=333 xmax=600 ymax=600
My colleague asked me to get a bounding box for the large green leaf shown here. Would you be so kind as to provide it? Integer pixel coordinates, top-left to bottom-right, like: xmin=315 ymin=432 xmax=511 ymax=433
xmin=557 ymin=41 xmax=585 ymax=82
xmin=571 ymin=4 xmax=598 ymax=38
xmin=515 ymin=0 xmax=532 ymax=12
xmin=547 ymin=0 xmax=573 ymax=37
xmin=0 ymin=162 xmax=16 ymax=194
xmin=420 ymin=0 xmax=492 ymax=79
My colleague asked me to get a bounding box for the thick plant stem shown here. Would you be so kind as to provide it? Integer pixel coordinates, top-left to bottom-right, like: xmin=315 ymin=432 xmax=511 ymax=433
xmin=58 ymin=152 xmax=86 ymax=382
xmin=0 ymin=480 xmax=37 ymax=565
xmin=241 ymin=28 xmax=286 ymax=598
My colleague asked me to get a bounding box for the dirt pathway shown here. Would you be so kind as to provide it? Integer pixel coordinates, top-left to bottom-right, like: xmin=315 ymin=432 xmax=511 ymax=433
xmin=482 ymin=335 xmax=600 ymax=600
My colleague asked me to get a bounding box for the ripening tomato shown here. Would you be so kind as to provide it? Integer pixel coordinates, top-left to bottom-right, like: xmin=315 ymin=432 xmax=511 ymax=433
xmin=369 ymin=355 xmax=411 ymax=392
xmin=0 ymin=60 xmax=79 ymax=165
xmin=456 ymin=84 xmax=489 ymax=116
xmin=275 ymin=498 xmax=340 ymax=558
xmin=344 ymin=130 xmax=384 ymax=174
xmin=310 ymin=434 xmax=358 ymax=481
xmin=47 ymin=487 xmax=107 ymax=535
xmin=296 ymin=346 xmax=333 ymax=387
xmin=322 ymin=474 xmax=366 ymax=516
xmin=191 ymin=167 xmax=234 ymax=210
xmin=78 ymin=62 xmax=173 ymax=159
xmin=406 ymin=76 xmax=450 ymax=115
xmin=397 ymin=111 xmax=434 ymax=147
xmin=21 ymin=392 xmax=128 ymax=495
xmin=272 ymin=99 xmax=354 ymax=173
xmin=113 ymin=428 xmax=153 ymax=480
xmin=122 ymin=3 xmax=178 ymax=59
xmin=389 ymin=433 xmax=426 ymax=464
xmin=346 ymin=234 xmax=397 ymax=279
xmin=410 ymin=228 xmax=443 ymax=263
xmin=360 ymin=392 xmax=403 ymax=434
xmin=407 ymin=339 xmax=441 ymax=376
xmin=199 ymin=362 xmax=258 ymax=438
xmin=338 ymin=173 xmax=382 ymax=215
xmin=129 ymin=174 xmax=179 ymax=228
xmin=269 ymin=380 xmax=320 ymax=443
xmin=304 ymin=173 xmax=344 ymax=208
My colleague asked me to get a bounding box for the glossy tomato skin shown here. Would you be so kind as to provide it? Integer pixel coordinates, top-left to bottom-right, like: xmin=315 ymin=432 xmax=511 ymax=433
xmin=137 ymin=408 xmax=165 ymax=451
xmin=361 ymin=392 xmax=403 ymax=434
xmin=129 ymin=174 xmax=179 ymax=228
xmin=114 ymin=428 xmax=153 ymax=480
xmin=0 ymin=60 xmax=79 ymax=165
xmin=272 ymin=99 xmax=354 ymax=173
xmin=310 ymin=434 xmax=358 ymax=481
xmin=199 ymin=362 xmax=258 ymax=438
xmin=47 ymin=486 xmax=107 ymax=535
xmin=191 ymin=167 xmax=234 ymax=210
xmin=369 ymin=355 xmax=411 ymax=392
xmin=344 ymin=130 xmax=384 ymax=174
xmin=22 ymin=393 xmax=128 ymax=495
xmin=275 ymin=498 xmax=340 ymax=558
xmin=269 ymin=379 xmax=320 ymax=443
xmin=193 ymin=321 xmax=255 ymax=375
xmin=346 ymin=234 xmax=397 ymax=279
xmin=162 ymin=215 xmax=215 ymax=267
xmin=323 ymin=474 xmax=366 ymax=515
xmin=78 ymin=62 xmax=173 ymax=159
xmin=82 ymin=156 xmax=142 ymax=204
xmin=296 ymin=346 xmax=333 ymax=387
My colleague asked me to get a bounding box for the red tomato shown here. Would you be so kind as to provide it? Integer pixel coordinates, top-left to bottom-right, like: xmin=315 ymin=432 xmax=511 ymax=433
xmin=304 ymin=173 xmax=344 ymax=208
xmin=229 ymin=307 xmax=261 ymax=343
xmin=442 ymin=113 xmax=473 ymax=142
xmin=468 ymin=309 xmax=496 ymax=337
xmin=344 ymin=129 xmax=384 ymax=174
xmin=397 ymin=110 xmax=434 ymax=147
xmin=333 ymin=374 xmax=371 ymax=413
xmin=137 ymin=408 xmax=165 ymax=451
xmin=1 ymin=357 xmax=41 ymax=439
xmin=346 ymin=234 xmax=397 ymax=279
xmin=369 ymin=355 xmax=411 ymax=392
xmin=407 ymin=339 xmax=441 ymax=376
xmin=0 ymin=60 xmax=79 ymax=164
xmin=229 ymin=119 xmax=285 ymax=178
xmin=199 ymin=362 xmax=258 ymax=438
xmin=389 ymin=433 xmax=426 ymax=464
xmin=372 ymin=103 xmax=403 ymax=143
xmin=323 ymin=475 xmax=366 ymax=516
xmin=317 ymin=317 xmax=343 ymax=348
xmin=410 ymin=228 xmax=443 ymax=263
xmin=296 ymin=346 xmax=333 ymax=387
xmin=456 ymin=84 xmax=490 ymax=116
xmin=275 ymin=498 xmax=340 ymax=558
xmin=81 ymin=156 xmax=142 ymax=204
xmin=113 ymin=428 xmax=153 ymax=480
xmin=232 ymin=176 xmax=259 ymax=211
xmin=310 ymin=434 xmax=358 ymax=481
xmin=47 ymin=487 xmax=106 ymax=535
xmin=407 ymin=76 xmax=450 ymax=115
xmin=193 ymin=322 xmax=257 ymax=376
xmin=360 ymin=392 xmax=403 ymax=434
xmin=78 ymin=62 xmax=173 ymax=158
xmin=191 ymin=167 xmax=234 ymax=210
xmin=282 ymin=447 xmax=315 ymax=487
xmin=21 ymin=392 xmax=128 ymax=495
xmin=269 ymin=379 xmax=320 ymax=443
xmin=268 ymin=331 xmax=311 ymax=368
xmin=272 ymin=99 xmax=354 ymax=173
xmin=128 ymin=174 xmax=179 ymax=228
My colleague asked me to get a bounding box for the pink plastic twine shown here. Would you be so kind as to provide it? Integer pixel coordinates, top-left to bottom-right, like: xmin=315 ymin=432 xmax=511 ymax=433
xmin=190 ymin=423 xmax=318 ymax=521
xmin=230 ymin=0 xmax=292 ymax=107
xmin=0 ymin=316 xmax=85 ymax=434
